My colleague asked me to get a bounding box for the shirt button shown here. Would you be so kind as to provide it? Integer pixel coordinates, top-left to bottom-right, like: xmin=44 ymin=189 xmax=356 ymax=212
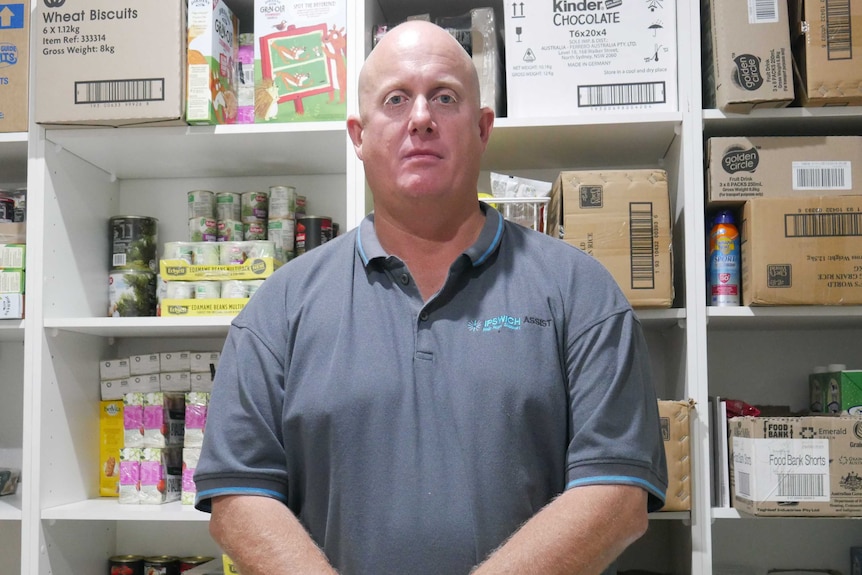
xmin=400 ymin=274 xmax=410 ymax=285
xmin=419 ymin=311 xmax=429 ymax=321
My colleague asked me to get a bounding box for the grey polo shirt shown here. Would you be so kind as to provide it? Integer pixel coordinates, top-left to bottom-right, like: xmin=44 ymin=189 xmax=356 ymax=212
xmin=195 ymin=204 xmax=667 ymax=575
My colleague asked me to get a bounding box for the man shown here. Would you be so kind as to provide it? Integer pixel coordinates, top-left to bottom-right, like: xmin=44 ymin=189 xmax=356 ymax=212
xmin=194 ymin=20 xmax=667 ymax=575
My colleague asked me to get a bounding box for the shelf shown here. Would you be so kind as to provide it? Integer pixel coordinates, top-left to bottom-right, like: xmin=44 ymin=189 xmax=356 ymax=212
xmin=0 ymin=133 xmax=28 ymax=184
xmin=706 ymin=306 xmax=862 ymax=330
xmin=702 ymin=107 xmax=862 ymax=137
xmin=0 ymin=492 xmax=22 ymax=521
xmin=45 ymin=122 xmax=349 ymax=180
xmin=0 ymin=322 xmax=25 ymax=342
xmin=44 ymin=317 xmax=232 ymax=339
xmin=41 ymin=499 xmax=210 ymax=522
xmin=635 ymin=308 xmax=686 ymax=330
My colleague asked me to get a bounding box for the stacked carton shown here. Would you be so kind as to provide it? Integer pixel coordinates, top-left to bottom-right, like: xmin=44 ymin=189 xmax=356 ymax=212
xmin=0 ymin=2 xmax=28 ymax=132
xmin=0 ymin=242 xmax=25 ymax=318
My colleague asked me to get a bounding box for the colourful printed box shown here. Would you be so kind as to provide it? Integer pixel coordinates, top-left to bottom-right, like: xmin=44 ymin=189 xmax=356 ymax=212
xmin=186 ymin=0 xmax=240 ymax=124
xmin=99 ymin=401 xmax=124 ymax=497
xmin=826 ymin=370 xmax=862 ymax=415
xmin=140 ymin=447 xmax=182 ymax=505
xmin=253 ymin=0 xmax=347 ymax=123
xmin=0 ymin=2 xmax=29 ymax=132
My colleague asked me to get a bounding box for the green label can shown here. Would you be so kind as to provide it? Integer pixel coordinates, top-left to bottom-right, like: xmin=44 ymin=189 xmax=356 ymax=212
xmin=110 ymin=216 xmax=158 ymax=272
xmin=109 ymin=270 xmax=157 ymax=317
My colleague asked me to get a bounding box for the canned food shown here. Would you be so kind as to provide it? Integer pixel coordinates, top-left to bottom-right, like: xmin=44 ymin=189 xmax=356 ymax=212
xmin=0 ymin=196 xmax=13 ymax=223
xmin=163 ymin=242 xmax=194 ymax=264
xmin=187 ymin=190 xmax=215 ymax=219
xmin=191 ymin=242 xmax=220 ymax=265
xmin=179 ymin=556 xmax=215 ymax=572
xmin=12 ymin=187 xmax=26 ymax=222
xmin=241 ymin=190 xmax=269 ymax=222
xmin=110 ymin=216 xmax=159 ymax=272
xmin=143 ymin=555 xmax=180 ymax=575
xmin=267 ymin=218 xmax=295 ymax=262
xmin=220 ymin=280 xmax=249 ymax=299
xmin=216 ymin=192 xmax=242 ymax=222
xmin=243 ymin=221 xmax=267 ymax=241
xmin=193 ymin=281 xmax=221 ymax=299
xmin=246 ymin=279 xmax=265 ymax=298
xmin=165 ymin=281 xmax=194 ymax=300
xmin=218 ymin=242 xmax=247 ymax=265
xmin=296 ymin=216 xmax=333 ymax=255
xmin=108 ymin=270 xmax=157 ymax=317
xmin=217 ymin=219 xmax=244 ymax=242
xmin=246 ymin=240 xmax=276 ymax=259
xmin=189 ymin=217 xmax=217 ymax=242
xmin=109 ymin=554 xmax=144 ymax=575
xmin=268 ymin=185 xmax=296 ymax=219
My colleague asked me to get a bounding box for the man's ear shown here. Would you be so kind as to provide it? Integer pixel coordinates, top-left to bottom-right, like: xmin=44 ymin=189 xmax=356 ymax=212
xmin=346 ymin=115 xmax=364 ymax=161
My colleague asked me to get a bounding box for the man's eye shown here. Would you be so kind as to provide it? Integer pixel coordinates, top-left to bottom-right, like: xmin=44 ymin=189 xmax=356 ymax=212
xmin=386 ymin=95 xmax=405 ymax=105
xmin=437 ymin=94 xmax=455 ymax=104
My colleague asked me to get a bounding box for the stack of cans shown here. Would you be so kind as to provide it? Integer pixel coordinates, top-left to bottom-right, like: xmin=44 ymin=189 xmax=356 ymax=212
xmin=216 ymin=192 xmax=243 ymax=241
xmin=188 ymin=190 xmax=217 ymax=242
xmin=241 ymin=190 xmax=269 ymax=241
xmin=267 ymin=185 xmax=297 ymax=263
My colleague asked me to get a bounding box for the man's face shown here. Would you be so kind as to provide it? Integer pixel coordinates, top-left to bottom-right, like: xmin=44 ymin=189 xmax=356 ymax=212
xmin=348 ymin=26 xmax=494 ymax=210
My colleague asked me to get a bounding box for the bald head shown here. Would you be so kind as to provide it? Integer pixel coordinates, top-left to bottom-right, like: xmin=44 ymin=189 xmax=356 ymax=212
xmin=357 ymin=21 xmax=482 ymax=115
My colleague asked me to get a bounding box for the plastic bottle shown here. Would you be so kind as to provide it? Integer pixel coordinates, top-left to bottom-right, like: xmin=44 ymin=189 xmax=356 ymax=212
xmin=709 ymin=210 xmax=740 ymax=306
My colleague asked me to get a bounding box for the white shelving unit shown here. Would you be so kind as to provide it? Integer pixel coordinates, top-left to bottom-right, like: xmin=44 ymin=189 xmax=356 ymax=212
xmin=1 ymin=0 xmax=860 ymax=573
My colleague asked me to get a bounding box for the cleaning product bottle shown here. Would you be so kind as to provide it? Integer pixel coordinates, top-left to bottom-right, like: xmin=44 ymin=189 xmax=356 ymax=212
xmin=709 ymin=210 xmax=740 ymax=306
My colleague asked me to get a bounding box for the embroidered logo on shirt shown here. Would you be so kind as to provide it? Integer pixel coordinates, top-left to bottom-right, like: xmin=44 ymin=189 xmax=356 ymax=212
xmin=468 ymin=316 xmax=552 ymax=332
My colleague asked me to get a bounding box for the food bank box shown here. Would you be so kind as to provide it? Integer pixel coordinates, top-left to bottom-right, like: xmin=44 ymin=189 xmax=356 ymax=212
xmin=702 ymin=0 xmax=793 ymax=112
xmin=0 ymin=2 xmax=28 ymax=132
xmin=707 ymin=136 xmax=862 ymax=207
xmin=729 ymin=415 xmax=862 ymax=516
xmin=546 ymin=169 xmax=674 ymax=308
xmin=504 ymin=0 xmax=677 ymax=118
xmin=253 ymin=0 xmax=346 ymax=123
xmin=741 ymin=196 xmax=862 ymax=305
xmin=790 ymin=0 xmax=862 ymax=106
xmin=657 ymin=399 xmax=692 ymax=512
xmin=34 ymin=0 xmax=186 ymax=127
xmin=186 ymin=0 xmax=239 ymax=125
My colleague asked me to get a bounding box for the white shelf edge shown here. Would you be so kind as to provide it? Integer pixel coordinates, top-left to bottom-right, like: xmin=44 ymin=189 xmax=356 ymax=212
xmin=0 ymin=321 xmax=25 ymax=342
xmin=702 ymin=107 xmax=862 ymax=121
xmin=0 ymin=132 xmax=28 ymax=144
xmin=41 ymin=498 xmax=210 ymax=522
xmin=44 ymin=317 xmax=233 ymax=338
xmin=0 ymin=492 xmax=23 ymax=521
xmin=706 ymin=306 xmax=862 ymax=330
xmin=495 ymin=111 xmax=684 ymax=129
xmin=649 ymin=510 xmax=690 ymax=520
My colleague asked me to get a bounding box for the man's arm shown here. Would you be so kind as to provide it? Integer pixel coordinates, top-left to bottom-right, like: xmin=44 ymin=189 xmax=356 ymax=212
xmin=210 ymin=495 xmax=339 ymax=575
xmin=472 ymin=484 xmax=648 ymax=575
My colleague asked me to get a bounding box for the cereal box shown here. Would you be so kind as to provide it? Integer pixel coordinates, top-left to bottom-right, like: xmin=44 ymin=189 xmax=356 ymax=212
xmin=187 ymin=0 xmax=240 ymax=124
xmin=99 ymin=400 xmax=124 ymax=497
xmin=253 ymin=0 xmax=347 ymax=123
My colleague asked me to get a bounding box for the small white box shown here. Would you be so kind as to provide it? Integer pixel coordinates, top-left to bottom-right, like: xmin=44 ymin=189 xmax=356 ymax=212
xmin=129 ymin=353 xmax=161 ymax=376
xmin=504 ymin=0 xmax=678 ymax=118
xmin=190 ymin=371 xmax=214 ymax=393
xmin=0 ymin=294 xmax=23 ymax=319
xmin=190 ymin=351 xmax=220 ymax=374
xmin=129 ymin=374 xmax=161 ymax=393
xmin=160 ymin=371 xmax=191 ymax=393
xmin=101 ymin=378 xmax=131 ymax=401
xmin=100 ymin=359 xmax=130 ymax=381
xmin=160 ymin=351 xmax=191 ymax=372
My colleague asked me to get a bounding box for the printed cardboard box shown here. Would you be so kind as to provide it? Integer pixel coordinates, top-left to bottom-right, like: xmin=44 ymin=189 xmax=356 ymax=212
xmin=729 ymin=415 xmax=862 ymax=516
xmin=504 ymin=0 xmax=678 ymax=118
xmin=99 ymin=400 xmax=123 ymax=497
xmin=657 ymin=399 xmax=692 ymax=512
xmin=707 ymin=136 xmax=862 ymax=207
xmin=741 ymin=196 xmax=862 ymax=305
xmin=702 ymin=0 xmax=793 ymax=112
xmin=186 ymin=0 xmax=239 ymax=124
xmin=790 ymin=0 xmax=862 ymax=106
xmin=825 ymin=370 xmax=862 ymax=415
xmin=253 ymin=0 xmax=347 ymax=123
xmin=34 ymin=0 xmax=186 ymax=127
xmin=0 ymin=2 xmax=29 ymax=132
xmin=546 ymin=169 xmax=674 ymax=308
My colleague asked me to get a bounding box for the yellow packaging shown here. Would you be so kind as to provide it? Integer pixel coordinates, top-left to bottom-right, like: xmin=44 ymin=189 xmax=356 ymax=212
xmin=160 ymin=257 xmax=280 ymax=281
xmin=99 ymin=400 xmax=124 ymax=497
xmin=161 ymin=298 xmax=249 ymax=317
xmin=223 ymin=554 xmax=239 ymax=573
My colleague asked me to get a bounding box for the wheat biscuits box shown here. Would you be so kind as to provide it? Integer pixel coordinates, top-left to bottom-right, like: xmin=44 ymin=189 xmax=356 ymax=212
xmin=0 ymin=2 xmax=28 ymax=132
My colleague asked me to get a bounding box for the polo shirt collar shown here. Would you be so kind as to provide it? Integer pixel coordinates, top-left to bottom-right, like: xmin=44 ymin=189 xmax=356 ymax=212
xmin=357 ymin=203 xmax=505 ymax=268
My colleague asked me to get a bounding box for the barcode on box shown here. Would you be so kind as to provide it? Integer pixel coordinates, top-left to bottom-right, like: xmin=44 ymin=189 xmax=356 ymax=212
xmin=825 ymin=0 xmax=852 ymax=60
xmin=75 ymin=78 xmax=166 ymax=104
xmin=578 ymin=82 xmax=666 ymax=107
xmin=749 ymin=0 xmax=778 ymax=23
xmin=785 ymin=213 xmax=862 ymax=237
xmin=792 ymin=162 xmax=851 ymax=190
xmin=113 ymin=254 xmax=127 ymax=267
xmin=738 ymin=471 xmax=751 ymax=497
xmin=777 ymin=473 xmax=826 ymax=497
xmin=629 ymin=202 xmax=655 ymax=290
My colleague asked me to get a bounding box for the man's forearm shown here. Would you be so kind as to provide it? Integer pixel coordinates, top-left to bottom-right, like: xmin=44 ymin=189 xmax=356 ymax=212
xmin=210 ymin=494 xmax=339 ymax=575
xmin=472 ymin=485 xmax=649 ymax=575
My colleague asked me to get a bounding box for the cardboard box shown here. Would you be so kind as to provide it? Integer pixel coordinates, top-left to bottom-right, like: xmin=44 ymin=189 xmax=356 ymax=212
xmin=160 ymin=351 xmax=191 ymax=372
xmin=707 ymin=136 xmax=862 ymax=207
xmin=546 ymin=169 xmax=674 ymax=308
xmin=0 ymin=293 xmax=23 ymax=319
xmin=100 ymin=358 xmax=130 ymax=380
xmin=186 ymin=0 xmax=239 ymax=124
xmin=702 ymin=0 xmax=794 ymax=112
xmin=825 ymin=370 xmax=862 ymax=414
xmin=0 ymin=243 xmax=25 ymax=269
xmin=729 ymin=415 xmax=862 ymax=516
xmin=504 ymin=0 xmax=677 ymax=118
xmin=160 ymin=256 xmax=280 ymax=281
xmin=741 ymin=196 xmax=862 ymax=305
xmin=253 ymin=0 xmax=347 ymax=123
xmin=657 ymin=399 xmax=692 ymax=512
xmin=790 ymin=0 xmax=862 ymax=106
xmin=129 ymin=353 xmax=160 ymax=376
xmin=128 ymin=373 xmax=160 ymax=393
xmin=34 ymin=0 xmax=186 ymax=127
xmin=99 ymin=400 xmax=123 ymax=497
xmin=100 ymin=378 xmax=131 ymax=401
xmin=142 ymin=392 xmax=185 ymax=448
xmin=0 ymin=269 xmax=24 ymax=293
xmin=160 ymin=371 xmax=191 ymax=393
xmin=190 ymin=351 xmax=220 ymax=373
xmin=0 ymin=2 xmax=28 ymax=132
xmin=139 ymin=446 xmax=182 ymax=505
xmin=0 ymin=223 xmax=25 ymax=244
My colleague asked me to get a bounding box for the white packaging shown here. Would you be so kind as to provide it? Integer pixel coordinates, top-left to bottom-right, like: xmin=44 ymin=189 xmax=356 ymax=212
xmin=129 ymin=353 xmax=161 ymax=376
xmin=160 ymin=351 xmax=191 ymax=372
xmin=0 ymin=294 xmax=24 ymax=319
xmin=190 ymin=371 xmax=215 ymax=393
xmin=184 ymin=392 xmax=209 ymax=449
xmin=190 ymin=351 xmax=220 ymax=373
xmin=100 ymin=358 xmax=130 ymax=381
xmin=182 ymin=447 xmax=202 ymax=505
xmin=123 ymin=393 xmax=145 ymax=449
xmin=101 ymin=378 xmax=131 ymax=401
xmin=128 ymin=374 xmax=161 ymax=393
xmin=504 ymin=0 xmax=678 ymax=118
xmin=118 ymin=447 xmax=141 ymax=504
xmin=160 ymin=371 xmax=191 ymax=392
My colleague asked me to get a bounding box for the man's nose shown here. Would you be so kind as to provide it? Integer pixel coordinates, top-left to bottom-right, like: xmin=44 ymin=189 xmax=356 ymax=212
xmin=408 ymin=97 xmax=434 ymax=134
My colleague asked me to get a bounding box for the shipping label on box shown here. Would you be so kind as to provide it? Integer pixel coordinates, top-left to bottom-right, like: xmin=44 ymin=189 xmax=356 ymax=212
xmin=504 ymin=0 xmax=677 ymax=118
xmin=254 ymin=0 xmax=347 ymax=123
xmin=741 ymin=196 xmax=862 ymax=305
xmin=0 ymin=2 xmax=29 ymax=132
xmin=790 ymin=0 xmax=862 ymax=106
xmin=547 ymin=169 xmax=674 ymax=308
xmin=707 ymin=136 xmax=862 ymax=206
xmin=703 ymin=0 xmax=793 ymax=112
xmin=34 ymin=0 xmax=187 ymax=126
xmin=657 ymin=399 xmax=692 ymax=511
xmin=729 ymin=415 xmax=862 ymax=516
xmin=186 ymin=0 xmax=239 ymax=125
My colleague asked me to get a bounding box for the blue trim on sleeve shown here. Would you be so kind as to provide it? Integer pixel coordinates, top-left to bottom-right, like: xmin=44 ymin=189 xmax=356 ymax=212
xmin=473 ymin=211 xmax=504 ymax=266
xmin=196 ymin=487 xmax=287 ymax=502
xmin=566 ymin=475 xmax=667 ymax=502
